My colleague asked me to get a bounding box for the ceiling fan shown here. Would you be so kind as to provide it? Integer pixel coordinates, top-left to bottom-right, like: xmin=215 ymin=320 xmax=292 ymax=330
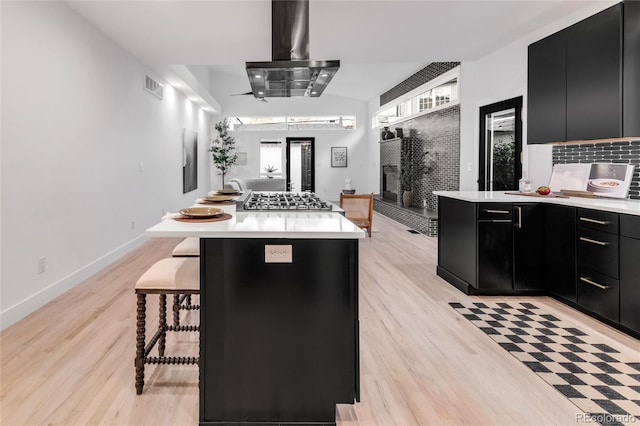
xmin=231 ymin=91 xmax=268 ymax=102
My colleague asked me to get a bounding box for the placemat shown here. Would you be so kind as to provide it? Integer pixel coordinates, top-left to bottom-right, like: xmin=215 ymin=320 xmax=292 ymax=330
xmin=198 ymin=200 xmax=236 ymax=206
xmin=174 ymin=213 xmax=232 ymax=223
xmin=451 ymin=301 xmax=640 ymax=426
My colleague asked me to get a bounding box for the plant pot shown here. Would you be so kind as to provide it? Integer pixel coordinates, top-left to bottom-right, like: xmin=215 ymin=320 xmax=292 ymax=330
xmin=402 ymin=190 xmax=413 ymax=207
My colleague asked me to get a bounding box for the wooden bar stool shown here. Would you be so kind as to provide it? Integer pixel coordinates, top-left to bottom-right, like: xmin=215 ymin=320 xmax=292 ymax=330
xmin=171 ymin=237 xmax=200 ymax=257
xmin=134 ymin=257 xmax=200 ymax=395
xmin=171 ymin=237 xmax=200 ymax=325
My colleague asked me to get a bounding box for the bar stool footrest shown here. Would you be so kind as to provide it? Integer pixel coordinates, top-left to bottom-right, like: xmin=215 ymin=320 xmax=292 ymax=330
xmin=145 ymin=356 xmax=199 ymax=365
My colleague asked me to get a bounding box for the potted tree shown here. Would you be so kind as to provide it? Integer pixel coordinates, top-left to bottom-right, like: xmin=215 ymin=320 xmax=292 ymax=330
xmin=400 ymin=147 xmax=434 ymax=207
xmin=209 ymin=119 xmax=237 ymax=188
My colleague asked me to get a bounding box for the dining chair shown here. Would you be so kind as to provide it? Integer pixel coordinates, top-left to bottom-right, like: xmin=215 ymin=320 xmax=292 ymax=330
xmin=340 ymin=193 xmax=374 ymax=237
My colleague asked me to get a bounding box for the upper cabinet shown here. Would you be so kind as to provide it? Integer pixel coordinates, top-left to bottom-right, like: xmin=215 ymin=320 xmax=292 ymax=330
xmin=528 ymin=1 xmax=640 ymax=144
xmin=566 ymin=4 xmax=622 ymax=141
xmin=527 ymin=30 xmax=567 ymax=144
xmin=624 ymin=0 xmax=640 ymax=137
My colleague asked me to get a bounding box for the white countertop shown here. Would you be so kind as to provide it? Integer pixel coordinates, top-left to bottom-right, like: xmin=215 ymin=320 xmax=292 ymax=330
xmin=434 ymin=191 xmax=640 ymax=216
xmin=145 ymin=211 xmax=366 ymax=239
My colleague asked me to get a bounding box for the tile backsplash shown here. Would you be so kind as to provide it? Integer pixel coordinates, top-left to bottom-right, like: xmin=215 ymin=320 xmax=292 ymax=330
xmin=552 ymin=140 xmax=640 ymax=199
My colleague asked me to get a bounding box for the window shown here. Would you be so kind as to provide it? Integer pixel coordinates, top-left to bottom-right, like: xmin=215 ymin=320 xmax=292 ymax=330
xmin=229 ymin=116 xmax=356 ymax=131
xmin=374 ymin=67 xmax=460 ymax=128
xmin=259 ymin=141 xmax=283 ymax=177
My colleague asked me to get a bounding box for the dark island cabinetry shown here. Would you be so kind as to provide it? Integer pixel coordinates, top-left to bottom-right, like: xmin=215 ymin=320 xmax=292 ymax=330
xmin=199 ymin=238 xmax=359 ymax=425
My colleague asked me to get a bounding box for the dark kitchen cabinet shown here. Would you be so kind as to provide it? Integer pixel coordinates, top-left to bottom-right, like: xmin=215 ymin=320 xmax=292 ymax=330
xmin=620 ymin=214 xmax=640 ymax=333
xmin=438 ymin=196 xmax=640 ymax=338
xmin=624 ymin=0 xmax=640 ymax=137
xmin=527 ymin=1 xmax=640 ymax=144
xmin=477 ymin=206 xmax=514 ymax=291
xmin=544 ymin=205 xmax=577 ymax=302
xmin=513 ymin=204 xmax=544 ymax=291
xmin=527 ymin=31 xmax=567 ymax=144
xmin=437 ymin=199 xmax=544 ymax=294
xmin=577 ymin=269 xmax=620 ymax=322
xmin=437 ymin=197 xmax=477 ymax=289
xmin=566 ymin=3 xmax=623 ymax=141
xmin=577 ymin=208 xmax=620 ymax=322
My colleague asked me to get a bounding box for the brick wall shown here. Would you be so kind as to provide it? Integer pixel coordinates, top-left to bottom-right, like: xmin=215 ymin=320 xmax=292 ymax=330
xmin=395 ymin=105 xmax=461 ymax=211
xmin=552 ymin=140 xmax=640 ymax=199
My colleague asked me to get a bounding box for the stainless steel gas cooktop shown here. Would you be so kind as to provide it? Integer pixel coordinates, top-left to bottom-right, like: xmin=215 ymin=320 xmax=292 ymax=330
xmin=243 ymin=192 xmax=333 ymax=211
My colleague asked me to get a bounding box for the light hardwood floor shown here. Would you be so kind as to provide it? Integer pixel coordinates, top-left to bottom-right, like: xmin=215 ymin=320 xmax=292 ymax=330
xmin=2 ymin=213 xmax=639 ymax=425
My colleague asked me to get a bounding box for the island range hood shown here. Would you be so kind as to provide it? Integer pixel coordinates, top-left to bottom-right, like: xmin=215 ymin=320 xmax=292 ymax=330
xmin=246 ymin=0 xmax=340 ymax=98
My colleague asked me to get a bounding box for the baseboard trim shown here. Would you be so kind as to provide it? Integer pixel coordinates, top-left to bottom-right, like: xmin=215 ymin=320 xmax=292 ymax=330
xmin=0 ymin=235 xmax=149 ymax=331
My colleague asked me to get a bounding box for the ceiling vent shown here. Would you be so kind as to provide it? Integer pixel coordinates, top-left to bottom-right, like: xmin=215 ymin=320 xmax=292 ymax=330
xmin=245 ymin=0 xmax=340 ymax=99
xmin=145 ymin=75 xmax=164 ymax=100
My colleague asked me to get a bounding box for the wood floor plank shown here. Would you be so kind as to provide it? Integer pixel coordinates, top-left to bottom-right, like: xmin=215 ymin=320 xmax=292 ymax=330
xmin=1 ymin=215 xmax=638 ymax=425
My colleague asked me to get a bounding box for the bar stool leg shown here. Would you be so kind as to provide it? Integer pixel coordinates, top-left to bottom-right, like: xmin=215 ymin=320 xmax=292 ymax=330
xmin=158 ymin=294 xmax=167 ymax=357
xmin=135 ymin=293 xmax=146 ymax=395
xmin=173 ymin=294 xmax=181 ymax=327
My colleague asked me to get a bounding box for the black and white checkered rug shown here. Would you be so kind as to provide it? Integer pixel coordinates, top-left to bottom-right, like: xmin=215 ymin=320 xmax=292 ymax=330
xmin=450 ymin=301 xmax=640 ymax=426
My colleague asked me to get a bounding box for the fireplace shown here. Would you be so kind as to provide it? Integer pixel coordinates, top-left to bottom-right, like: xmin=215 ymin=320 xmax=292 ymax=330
xmin=382 ymin=165 xmax=399 ymax=201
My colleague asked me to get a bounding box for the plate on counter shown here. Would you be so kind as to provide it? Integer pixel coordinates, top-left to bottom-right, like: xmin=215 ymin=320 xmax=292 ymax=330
xmin=203 ymin=195 xmax=235 ymax=202
xmin=179 ymin=207 xmax=223 ymax=218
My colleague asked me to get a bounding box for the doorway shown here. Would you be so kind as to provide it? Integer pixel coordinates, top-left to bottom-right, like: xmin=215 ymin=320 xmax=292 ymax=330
xmin=478 ymin=97 xmax=523 ymax=191
xmin=286 ymin=137 xmax=315 ymax=192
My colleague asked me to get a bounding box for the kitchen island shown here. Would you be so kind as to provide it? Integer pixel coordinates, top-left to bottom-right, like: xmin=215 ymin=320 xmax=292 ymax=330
xmin=435 ymin=190 xmax=640 ymax=338
xmin=146 ymin=211 xmax=365 ymax=425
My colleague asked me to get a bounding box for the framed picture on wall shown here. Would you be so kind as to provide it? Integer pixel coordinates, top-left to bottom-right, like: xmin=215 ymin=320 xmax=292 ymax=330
xmin=182 ymin=128 xmax=198 ymax=193
xmin=236 ymin=152 xmax=248 ymax=165
xmin=331 ymin=147 xmax=347 ymax=167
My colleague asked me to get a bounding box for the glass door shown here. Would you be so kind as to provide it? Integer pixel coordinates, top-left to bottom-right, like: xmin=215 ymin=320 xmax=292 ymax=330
xmin=286 ymin=138 xmax=315 ymax=192
xmin=478 ymin=97 xmax=522 ymax=191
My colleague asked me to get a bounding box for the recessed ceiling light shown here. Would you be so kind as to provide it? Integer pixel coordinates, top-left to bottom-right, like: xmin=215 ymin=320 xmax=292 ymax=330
xmin=321 ymin=73 xmax=328 ymax=77
xmin=255 ymin=75 xmax=262 ymax=78
xmin=311 ymin=91 xmax=317 ymax=95
xmin=258 ymin=91 xmax=264 ymax=95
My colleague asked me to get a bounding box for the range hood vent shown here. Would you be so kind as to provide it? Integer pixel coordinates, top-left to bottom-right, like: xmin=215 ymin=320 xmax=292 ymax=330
xmin=246 ymin=0 xmax=340 ymax=98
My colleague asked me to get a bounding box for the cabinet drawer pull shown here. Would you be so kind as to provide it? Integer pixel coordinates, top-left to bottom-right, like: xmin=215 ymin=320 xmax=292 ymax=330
xmin=580 ymin=276 xmax=610 ymax=290
xmin=483 ymin=209 xmax=510 ymax=214
xmin=579 ymin=236 xmax=610 ymax=246
xmin=580 ymin=217 xmax=609 ymax=225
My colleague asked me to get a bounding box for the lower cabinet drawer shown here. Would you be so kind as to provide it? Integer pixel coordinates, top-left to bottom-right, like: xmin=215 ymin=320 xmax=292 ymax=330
xmin=577 ymin=227 xmax=619 ymax=279
xmin=577 ymin=269 xmax=620 ymax=322
xmin=577 ymin=208 xmax=619 ymax=234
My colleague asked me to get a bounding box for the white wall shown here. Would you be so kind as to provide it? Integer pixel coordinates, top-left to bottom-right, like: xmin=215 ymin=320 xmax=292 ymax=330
xmin=0 ymin=2 xmax=212 ymax=329
xmin=208 ymin=71 xmax=372 ymax=201
xmin=458 ymin=1 xmax=618 ymax=191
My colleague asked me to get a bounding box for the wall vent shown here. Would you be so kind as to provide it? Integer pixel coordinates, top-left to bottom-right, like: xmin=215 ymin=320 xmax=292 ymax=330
xmin=144 ymin=75 xmax=164 ymax=100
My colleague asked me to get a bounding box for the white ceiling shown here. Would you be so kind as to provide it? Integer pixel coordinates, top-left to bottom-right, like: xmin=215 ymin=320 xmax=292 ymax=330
xmin=67 ymin=0 xmax=604 ymax=102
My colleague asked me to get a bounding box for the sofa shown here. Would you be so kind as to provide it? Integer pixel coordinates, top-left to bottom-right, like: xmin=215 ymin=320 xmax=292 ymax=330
xmin=226 ymin=177 xmax=287 ymax=192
